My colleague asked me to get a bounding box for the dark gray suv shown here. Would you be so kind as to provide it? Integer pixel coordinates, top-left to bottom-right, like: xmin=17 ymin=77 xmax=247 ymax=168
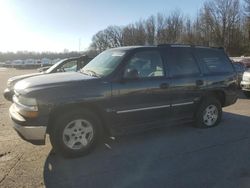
xmin=9 ymin=44 xmax=238 ymax=157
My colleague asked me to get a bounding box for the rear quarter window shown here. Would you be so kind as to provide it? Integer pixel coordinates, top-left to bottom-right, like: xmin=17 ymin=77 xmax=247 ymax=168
xmin=195 ymin=48 xmax=234 ymax=74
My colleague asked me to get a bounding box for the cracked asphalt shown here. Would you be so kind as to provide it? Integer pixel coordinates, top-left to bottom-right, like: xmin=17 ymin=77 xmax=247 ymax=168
xmin=1 ymin=68 xmax=250 ymax=188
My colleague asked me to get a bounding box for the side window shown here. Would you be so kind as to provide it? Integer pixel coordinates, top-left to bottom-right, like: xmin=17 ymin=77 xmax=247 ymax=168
xmin=195 ymin=49 xmax=233 ymax=74
xmin=124 ymin=51 xmax=164 ymax=79
xmin=58 ymin=60 xmax=77 ymax=72
xmin=169 ymin=48 xmax=200 ymax=77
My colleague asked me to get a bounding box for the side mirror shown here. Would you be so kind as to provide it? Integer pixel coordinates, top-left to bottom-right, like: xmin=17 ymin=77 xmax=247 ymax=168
xmin=123 ymin=68 xmax=139 ymax=80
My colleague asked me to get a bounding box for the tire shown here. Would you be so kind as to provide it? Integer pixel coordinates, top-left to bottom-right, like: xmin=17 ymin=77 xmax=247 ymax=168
xmin=50 ymin=109 xmax=102 ymax=158
xmin=195 ymin=97 xmax=222 ymax=128
xmin=244 ymin=91 xmax=250 ymax=98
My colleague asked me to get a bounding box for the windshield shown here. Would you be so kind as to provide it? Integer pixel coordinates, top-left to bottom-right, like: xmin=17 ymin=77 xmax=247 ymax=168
xmin=45 ymin=59 xmax=65 ymax=73
xmin=81 ymin=50 xmax=125 ymax=77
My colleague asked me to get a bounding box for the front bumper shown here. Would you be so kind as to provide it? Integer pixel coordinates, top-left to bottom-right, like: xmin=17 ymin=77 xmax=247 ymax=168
xmin=241 ymin=81 xmax=250 ymax=91
xmin=3 ymin=88 xmax=14 ymax=101
xmin=9 ymin=104 xmax=46 ymax=145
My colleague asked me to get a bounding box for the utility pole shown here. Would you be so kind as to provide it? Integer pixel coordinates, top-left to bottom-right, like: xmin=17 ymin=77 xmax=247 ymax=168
xmin=78 ymin=38 xmax=81 ymax=52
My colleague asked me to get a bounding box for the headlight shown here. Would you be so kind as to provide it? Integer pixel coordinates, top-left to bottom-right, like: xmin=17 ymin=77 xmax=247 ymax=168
xmin=13 ymin=95 xmax=38 ymax=118
xmin=18 ymin=95 xmax=37 ymax=106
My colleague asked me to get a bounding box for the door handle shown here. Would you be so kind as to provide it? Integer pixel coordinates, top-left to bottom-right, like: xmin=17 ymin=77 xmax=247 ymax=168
xmin=196 ymin=80 xmax=204 ymax=86
xmin=160 ymin=83 xmax=169 ymax=89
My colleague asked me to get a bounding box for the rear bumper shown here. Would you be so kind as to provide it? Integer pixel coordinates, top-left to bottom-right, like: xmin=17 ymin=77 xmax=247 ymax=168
xmin=241 ymin=81 xmax=250 ymax=91
xmin=222 ymin=87 xmax=238 ymax=107
xmin=3 ymin=88 xmax=13 ymax=101
xmin=9 ymin=104 xmax=46 ymax=145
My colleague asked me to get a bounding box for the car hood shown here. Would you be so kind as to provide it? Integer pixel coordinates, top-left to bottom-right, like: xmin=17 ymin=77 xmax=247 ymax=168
xmin=8 ymin=72 xmax=44 ymax=83
xmin=14 ymin=72 xmax=96 ymax=95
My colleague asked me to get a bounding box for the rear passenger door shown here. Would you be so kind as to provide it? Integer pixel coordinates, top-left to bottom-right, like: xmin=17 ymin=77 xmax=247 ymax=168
xmin=166 ymin=47 xmax=204 ymax=118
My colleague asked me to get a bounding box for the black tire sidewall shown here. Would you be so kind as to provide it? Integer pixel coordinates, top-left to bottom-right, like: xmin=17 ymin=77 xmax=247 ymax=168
xmin=195 ymin=97 xmax=222 ymax=128
xmin=50 ymin=110 xmax=101 ymax=158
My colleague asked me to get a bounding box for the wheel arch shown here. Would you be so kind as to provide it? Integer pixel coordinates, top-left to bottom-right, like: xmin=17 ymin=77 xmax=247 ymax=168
xmin=200 ymin=90 xmax=226 ymax=107
xmin=47 ymin=102 xmax=110 ymax=136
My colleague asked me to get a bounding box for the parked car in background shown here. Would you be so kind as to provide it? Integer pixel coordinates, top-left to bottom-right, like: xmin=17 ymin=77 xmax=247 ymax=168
xmin=241 ymin=69 xmax=250 ymax=98
xmin=8 ymin=44 xmax=238 ymax=157
xmin=232 ymin=61 xmax=246 ymax=88
xmin=3 ymin=55 xmax=92 ymax=101
xmin=241 ymin=58 xmax=250 ymax=68
xmin=37 ymin=65 xmax=52 ymax=72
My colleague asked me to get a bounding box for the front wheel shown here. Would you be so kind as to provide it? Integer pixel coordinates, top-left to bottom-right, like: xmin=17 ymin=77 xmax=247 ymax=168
xmin=50 ymin=110 xmax=102 ymax=158
xmin=195 ymin=97 xmax=222 ymax=128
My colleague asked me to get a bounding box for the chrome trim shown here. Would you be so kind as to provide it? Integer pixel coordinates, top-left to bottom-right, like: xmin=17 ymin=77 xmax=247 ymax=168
xmin=9 ymin=104 xmax=26 ymax=122
xmin=117 ymin=104 xmax=170 ymax=114
xmin=172 ymin=101 xmax=194 ymax=107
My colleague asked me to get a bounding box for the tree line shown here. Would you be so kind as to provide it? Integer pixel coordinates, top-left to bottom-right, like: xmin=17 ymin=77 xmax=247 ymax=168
xmin=0 ymin=51 xmax=83 ymax=62
xmin=90 ymin=0 xmax=250 ymax=56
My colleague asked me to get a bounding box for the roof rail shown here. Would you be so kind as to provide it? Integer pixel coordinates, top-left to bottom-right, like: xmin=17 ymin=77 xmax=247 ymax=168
xmin=157 ymin=43 xmax=191 ymax=47
xmin=157 ymin=43 xmax=224 ymax=50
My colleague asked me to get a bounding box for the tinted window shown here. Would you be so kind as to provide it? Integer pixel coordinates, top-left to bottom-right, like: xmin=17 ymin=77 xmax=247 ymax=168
xmin=195 ymin=48 xmax=233 ymax=74
xmin=60 ymin=60 xmax=77 ymax=72
xmin=168 ymin=48 xmax=200 ymax=77
xmin=124 ymin=50 xmax=164 ymax=79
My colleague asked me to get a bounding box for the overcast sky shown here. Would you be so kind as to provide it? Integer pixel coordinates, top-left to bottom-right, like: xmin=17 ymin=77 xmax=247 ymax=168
xmin=0 ymin=0 xmax=207 ymax=52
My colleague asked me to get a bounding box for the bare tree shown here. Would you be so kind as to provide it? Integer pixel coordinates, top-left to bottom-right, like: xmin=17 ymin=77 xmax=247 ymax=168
xmin=156 ymin=13 xmax=167 ymax=44
xmin=91 ymin=26 xmax=123 ymax=52
xmin=245 ymin=0 xmax=250 ymax=41
xmin=165 ymin=10 xmax=184 ymax=43
xmin=105 ymin=26 xmax=123 ymax=47
xmin=122 ymin=21 xmax=147 ymax=46
xmin=201 ymin=0 xmax=241 ymax=50
xmin=91 ymin=31 xmax=108 ymax=53
xmin=145 ymin=16 xmax=156 ymax=45
xmin=89 ymin=0 xmax=250 ymax=56
xmin=182 ymin=18 xmax=195 ymax=44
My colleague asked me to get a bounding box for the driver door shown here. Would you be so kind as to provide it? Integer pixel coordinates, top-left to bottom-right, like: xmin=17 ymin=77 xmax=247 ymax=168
xmin=110 ymin=49 xmax=171 ymax=128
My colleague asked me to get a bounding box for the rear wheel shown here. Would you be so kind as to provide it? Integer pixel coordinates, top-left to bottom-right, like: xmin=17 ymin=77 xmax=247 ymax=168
xmin=50 ymin=109 xmax=102 ymax=158
xmin=195 ymin=97 xmax=222 ymax=128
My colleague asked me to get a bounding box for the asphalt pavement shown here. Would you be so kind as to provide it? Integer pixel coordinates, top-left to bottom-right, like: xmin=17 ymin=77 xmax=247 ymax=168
xmin=0 ymin=68 xmax=250 ymax=188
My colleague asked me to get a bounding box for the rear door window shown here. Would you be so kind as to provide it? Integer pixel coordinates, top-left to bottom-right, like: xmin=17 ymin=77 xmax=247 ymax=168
xmin=194 ymin=48 xmax=234 ymax=74
xmin=168 ymin=48 xmax=200 ymax=77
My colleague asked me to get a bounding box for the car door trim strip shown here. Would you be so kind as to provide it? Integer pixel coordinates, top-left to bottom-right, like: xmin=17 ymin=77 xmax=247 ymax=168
xmin=172 ymin=101 xmax=194 ymax=107
xmin=116 ymin=101 xmax=194 ymax=114
xmin=116 ymin=104 xmax=171 ymax=114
